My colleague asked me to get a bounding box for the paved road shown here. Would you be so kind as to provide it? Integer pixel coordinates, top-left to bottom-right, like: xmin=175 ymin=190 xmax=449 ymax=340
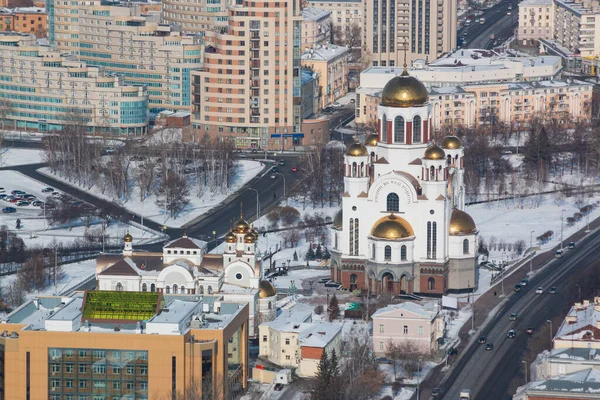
xmin=440 ymin=226 xmax=600 ymax=399
xmin=459 ymin=1 xmax=517 ymax=49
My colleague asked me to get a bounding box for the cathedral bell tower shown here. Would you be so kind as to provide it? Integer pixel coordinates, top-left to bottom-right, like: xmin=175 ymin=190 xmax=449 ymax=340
xmin=343 ymin=139 xmax=370 ymax=197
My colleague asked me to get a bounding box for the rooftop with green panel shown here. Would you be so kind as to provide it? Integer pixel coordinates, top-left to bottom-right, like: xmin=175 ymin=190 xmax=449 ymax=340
xmin=3 ymin=290 xmax=247 ymax=335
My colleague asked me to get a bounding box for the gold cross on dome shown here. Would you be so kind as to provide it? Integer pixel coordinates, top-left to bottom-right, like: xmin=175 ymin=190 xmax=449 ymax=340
xmin=401 ymin=39 xmax=409 ymax=75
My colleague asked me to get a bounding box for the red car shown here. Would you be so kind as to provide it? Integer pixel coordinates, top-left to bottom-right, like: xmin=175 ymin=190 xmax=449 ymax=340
xmin=526 ymin=328 xmax=535 ymax=334
xmin=291 ymin=166 xmax=298 ymax=172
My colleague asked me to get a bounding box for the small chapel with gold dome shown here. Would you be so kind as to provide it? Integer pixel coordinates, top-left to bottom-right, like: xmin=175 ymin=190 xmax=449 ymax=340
xmin=329 ymin=66 xmax=478 ymax=296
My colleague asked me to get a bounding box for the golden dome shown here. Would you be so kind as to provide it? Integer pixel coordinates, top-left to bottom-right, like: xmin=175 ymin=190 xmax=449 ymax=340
xmin=346 ymin=141 xmax=368 ymax=157
xmin=124 ymin=232 xmax=133 ymax=243
xmin=234 ymin=217 xmax=249 ymax=234
xmin=441 ymin=135 xmax=462 ymax=149
xmin=258 ymin=280 xmax=276 ymax=298
xmin=364 ymin=133 xmax=378 ymax=147
xmin=332 ymin=209 xmax=343 ymax=230
xmin=449 ymin=208 xmax=477 ymax=236
xmin=424 ymin=144 xmax=445 ymax=160
xmin=225 ymin=230 xmax=236 ymax=243
xmin=371 ymin=214 xmax=414 ymax=240
xmin=244 ymin=231 xmax=256 ymax=243
xmin=381 ymin=71 xmax=429 ymax=108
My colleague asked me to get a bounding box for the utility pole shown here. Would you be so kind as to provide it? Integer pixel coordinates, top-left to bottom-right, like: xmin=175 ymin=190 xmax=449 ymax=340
xmin=529 ymin=230 xmax=535 ymax=274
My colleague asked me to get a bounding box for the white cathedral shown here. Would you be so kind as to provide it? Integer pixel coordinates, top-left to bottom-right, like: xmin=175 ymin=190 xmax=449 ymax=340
xmin=95 ymin=210 xmax=277 ymax=336
xmin=330 ymin=68 xmax=478 ymax=296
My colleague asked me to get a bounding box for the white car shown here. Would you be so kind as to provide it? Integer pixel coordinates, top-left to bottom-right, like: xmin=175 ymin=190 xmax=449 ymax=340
xmin=331 ymin=102 xmax=342 ymax=108
xmin=536 ymin=287 xmax=544 ymax=294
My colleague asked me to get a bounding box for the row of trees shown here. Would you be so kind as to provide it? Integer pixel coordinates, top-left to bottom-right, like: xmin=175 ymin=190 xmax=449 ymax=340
xmin=43 ymin=125 xmax=238 ymax=218
xmin=294 ymin=144 xmax=344 ymax=209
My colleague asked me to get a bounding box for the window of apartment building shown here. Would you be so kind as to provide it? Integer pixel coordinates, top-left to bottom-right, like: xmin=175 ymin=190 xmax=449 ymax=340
xmin=286 ymin=355 xmax=291 ymax=360
xmin=403 ymin=326 xmax=408 ymax=335
xmin=418 ymin=326 xmax=423 ymax=336
xmin=379 ymin=324 xmax=384 ymax=333
xmin=79 ymin=380 xmax=87 ymax=389
xmin=79 ymin=364 xmax=87 ymax=374
xmin=285 ymin=338 xmax=290 ymax=345
xmin=263 ymin=335 xmax=268 ymax=342
xmin=379 ymin=342 xmax=384 ymax=350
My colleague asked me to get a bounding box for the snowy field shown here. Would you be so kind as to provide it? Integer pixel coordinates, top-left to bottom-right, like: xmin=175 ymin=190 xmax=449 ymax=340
xmin=0 ymin=170 xmax=163 ymax=248
xmin=0 ymin=148 xmax=44 ymax=167
xmin=1 ymin=258 xmax=97 ymax=298
xmin=40 ymin=159 xmax=264 ymax=228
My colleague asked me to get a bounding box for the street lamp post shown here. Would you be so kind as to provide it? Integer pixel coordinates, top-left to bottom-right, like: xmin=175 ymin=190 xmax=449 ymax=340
xmin=417 ymin=358 xmax=423 ymax=400
xmin=560 ymin=209 xmax=566 ymax=251
xmin=275 ymin=172 xmax=286 ymax=205
xmin=248 ymin=188 xmax=260 ymax=219
xmin=501 ymin=252 xmax=506 ymax=296
xmin=547 ymin=320 xmax=553 ymax=347
xmin=522 ymin=360 xmax=528 ymax=384
xmin=529 ymin=230 xmax=535 ymax=274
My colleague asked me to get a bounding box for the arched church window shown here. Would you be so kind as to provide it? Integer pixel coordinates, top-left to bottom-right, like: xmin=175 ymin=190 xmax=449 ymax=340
xmin=181 ymin=286 xmax=186 ymax=294
xmin=353 ymin=219 xmax=359 ymax=256
xmin=116 ymin=282 xmax=123 ymax=292
xmin=150 ymin=283 xmax=156 ymax=292
xmin=199 ymin=285 xmax=204 ymax=295
xmin=207 ymin=286 xmax=213 ymax=294
xmin=463 ymin=239 xmax=469 ymax=255
xmin=352 ymin=162 xmax=357 ymax=177
xmin=381 ymin=114 xmax=388 ymax=142
xmin=142 ymin=283 xmax=147 ymax=292
xmin=384 ymin=245 xmax=392 ymax=261
xmin=350 ymin=274 xmax=358 ymax=283
xmin=432 ymin=222 xmax=437 ymax=259
xmin=430 ymin=166 xmax=435 ymax=180
xmin=268 ymin=302 xmax=272 ymax=310
xmin=349 ymin=218 xmax=354 ymax=255
xmin=372 ymin=243 xmax=376 ymax=260
xmin=173 ymin=284 xmax=178 ymax=294
xmin=447 ymin=155 xmax=452 ymax=165
xmin=386 ymin=193 xmax=399 ymax=212
xmin=413 ymin=115 xmax=422 ymax=143
xmin=165 ymin=285 xmax=170 ymax=294
xmin=401 ymin=245 xmax=407 ymax=261
xmin=428 ymin=277 xmax=435 ymax=291
xmin=394 ymin=116 xmax=405 ymax=143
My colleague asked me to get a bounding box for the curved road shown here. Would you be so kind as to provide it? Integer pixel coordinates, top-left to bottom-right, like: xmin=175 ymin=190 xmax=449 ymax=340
xmin=440 ymin=225 xmax=600 ymax=399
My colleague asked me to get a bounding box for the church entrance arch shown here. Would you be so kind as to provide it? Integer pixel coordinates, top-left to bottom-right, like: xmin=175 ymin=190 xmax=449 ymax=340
xmin=400 ymin=274 xmax=408 ymax=294
xmin=350 ymin=273 xmax=358 ymax=292
xmin=382 ymin=272 xmax=394 ymax=294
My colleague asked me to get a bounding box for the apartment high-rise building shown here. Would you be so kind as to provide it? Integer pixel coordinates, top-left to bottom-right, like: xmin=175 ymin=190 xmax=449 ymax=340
xmin=191 ymin=0 xmax=303 ymax=149
xmin=305 ymin=0 xmax=363 ymax=46
xmin=0 ymin=32 xmax=148 ymax=134
xmin=0 ymin=291 xmax=249 ymax=400
xmin=518 ymin=0 xmax=554 ymax=43
xmin=162 ymin=0 xmax=229 ymax=34
xmin=47 ymin=0 xmax=203 ymax=116
xmin=364 ymin=0 xmax=457 ymax=67
xmin=554 ymin=0 xmax=600 ymax=58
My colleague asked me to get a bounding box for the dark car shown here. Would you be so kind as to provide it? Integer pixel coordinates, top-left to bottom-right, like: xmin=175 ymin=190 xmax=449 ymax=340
xmin=568 ymin=242 xmax=575 ymax=249
xmin=251 ymin=148 xmax=258 ymax=154
xmin=526 ymin=327 xmax=535 ymax=334
xmin=431 ymin=387 xmax=442 ymax=397
xmin=2 ymin=207 xmax=16 ymax=213
xmin=510 ymin=313 xmax=518 ymax=321
xmin=41 ymin=187 xmax=55 ymax=193
xmin=278 ymin=160 xmax=285 ymax=166
xmin=550 ymin=286 xmax=557 ymax=294
xmin=16 ymin=201 xmax=29 ymax=206
xmin=32 ymin=201 xmax=44 ymax=207
xmin=274 ymin=383 xmax=284 ymax=391
xmin=447 ymin=347 xmax=458 ymax=356
xmin=375 ymin=357 xmax=393 ymax=365
xmin=514 ymin=284 xmax=522 ymax=292
xmin=507 ymin=329 xmax=517 ymax=339
xmin=271 ymin=166 xmax=279 ymax=173
xmin=485 ymin=343 xmax=494 ymax=351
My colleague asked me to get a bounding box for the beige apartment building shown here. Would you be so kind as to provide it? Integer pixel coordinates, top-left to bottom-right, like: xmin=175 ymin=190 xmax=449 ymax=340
xmin=47 ymin=0 xmax=203 ymax=116
xmin=554 ymin=0 xmax=600 ymax=58
xmin=301 ymin=7 xmax=332 ymax=49
xmin=305 ymin=0 xmax=362 ymax=47
xmin=191 ymin=0 xmax=303 ymax=150
xmin=364 ymin=0 xmax=457 ymax=67
xmin=301 ymin=44 xmax=349 ymax=109
xmin=0 ymin=32 xmax=148 ymax=134
xmin=358 ymin=80 xmax=592 ymax=129
xmin=518 ymin=0 xmax=554 ymax=42
xmin=162 ymin=0 xmax=229 ymax=34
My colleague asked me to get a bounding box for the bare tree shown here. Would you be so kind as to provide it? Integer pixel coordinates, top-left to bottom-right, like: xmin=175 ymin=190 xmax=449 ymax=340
xmin=0 ymin=99 xmax=14 ymax=130
xmin=385 ymin=340 xmax=402 ymax=380
xmin=156 ymin=172 xmax=190 ymax=218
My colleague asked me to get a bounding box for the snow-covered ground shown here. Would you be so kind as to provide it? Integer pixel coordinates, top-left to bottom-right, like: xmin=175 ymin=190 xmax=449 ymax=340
xmin=0 ymin=148 xmax=44 ymax=167
xmin=269 ymin=269 xmax=329 ymax=290
xmin=40 ymin=159 xmax=264 ymax=228
xmin=1 ymin=258 xmax=97 ymax=298
xmin=0 ymin=170 xmax=163 ymax=247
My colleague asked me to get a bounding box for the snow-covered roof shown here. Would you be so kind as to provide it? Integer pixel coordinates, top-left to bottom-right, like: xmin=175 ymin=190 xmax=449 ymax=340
xmin=534 ymin=347 xmax=600 ymax=365
xmin=301 ymin=6 xmax=330 ymax=21
xmin=164 ymin=235 xmax=207 ymax=250
xmin=298 ymin=322 xmax=342 ymax=348
xmin=525 ymin=369 xmax=600 ymax=395
xmin=519 ymin=0 xmax=552 ymax=5
xmin=372 ymin=301 xmax=438 ymax=319
xmin=302 ymin=44 xmax=349 ymax=62
xmin=555 ymin=298 xmax=600 ymax=342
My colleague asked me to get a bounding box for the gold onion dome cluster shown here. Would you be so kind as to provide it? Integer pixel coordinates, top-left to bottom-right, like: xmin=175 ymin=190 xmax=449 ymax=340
xmin=258 ymin=280 xmax=276 ymax=298
xmin=380 ymin=69 xmax=429 ymax=108
xmin=124 ymin=232 xmax=133 ymax=243
xmin=364 ymin=133 xmax=378 ymax=147
xmin=225 ymin=230 xmax=237 ymax=243
xmin=449 ymin=208 xmax=477 ymax=235
xmin=441 ymin=135 xmax=462 ymax=149
xmin=346 ymin=140 xmax=368 ymax=157
xmin=424 ymin=144 xmax=445 ymax=160
xmin=371 ymin=213 xmax=414 ymax=240
xmin=234 ymin=216 xmax=250 ymax=234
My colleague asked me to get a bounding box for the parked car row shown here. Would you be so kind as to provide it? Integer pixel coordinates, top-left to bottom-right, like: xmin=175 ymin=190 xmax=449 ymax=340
xmin=0 ymin=187 xmax=56 ymax=209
